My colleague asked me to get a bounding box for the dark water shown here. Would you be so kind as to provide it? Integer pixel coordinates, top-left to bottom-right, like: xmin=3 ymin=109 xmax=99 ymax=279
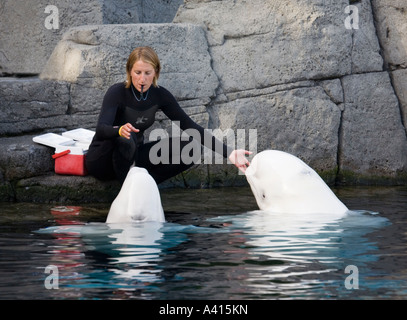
xmin=0 ymin=186 xmax=406 ymax=300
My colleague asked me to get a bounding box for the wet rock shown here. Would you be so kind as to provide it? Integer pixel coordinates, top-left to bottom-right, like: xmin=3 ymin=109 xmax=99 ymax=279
xmin=15 ymin=174 xmax=121 ymax=203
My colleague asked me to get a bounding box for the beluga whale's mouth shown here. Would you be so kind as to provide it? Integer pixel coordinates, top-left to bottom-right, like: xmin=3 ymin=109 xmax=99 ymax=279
xmin=244 ymin=161 xmax=266 ymax=209
xmin=244 ymin=150 xmax=349 ymax=216
xmin=106 ymin=167 xmax=165 ymax=224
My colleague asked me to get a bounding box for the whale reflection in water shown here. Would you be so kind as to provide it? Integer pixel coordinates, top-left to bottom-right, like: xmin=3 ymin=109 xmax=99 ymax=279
xmin=35 ymin=221 xmax=224 ymax=283
xmin=209 ymin=209 xmax=389 ymax=275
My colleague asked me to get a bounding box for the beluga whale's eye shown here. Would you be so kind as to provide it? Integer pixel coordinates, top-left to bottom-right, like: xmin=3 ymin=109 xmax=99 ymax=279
xmin=262 ymin=194 xmax=266 ymax=199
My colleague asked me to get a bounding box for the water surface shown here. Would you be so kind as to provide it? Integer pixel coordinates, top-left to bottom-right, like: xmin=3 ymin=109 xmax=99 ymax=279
xmin=0 ymin=186 xmax=406 ymax=300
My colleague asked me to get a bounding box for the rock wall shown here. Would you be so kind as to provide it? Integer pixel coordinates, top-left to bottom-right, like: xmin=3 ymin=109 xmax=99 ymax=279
xmin=0 ymin=0 xmax=183 ymax=75
xmin=371 ymin=0 xmax=407 ymax=130
xmin=0 ymin=0 xmax=406 ymax=202
xmin=40 ymin=23 xmax=217 ymax=117
xmin=173 ymin=0 xmax=407 ymax=183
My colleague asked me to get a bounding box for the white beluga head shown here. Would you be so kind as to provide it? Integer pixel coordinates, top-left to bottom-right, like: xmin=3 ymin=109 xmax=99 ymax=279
xmin=106 ymin=167 xmax=165 ymax=223
xmin=245 ymin=150 xmax=348 ymax=217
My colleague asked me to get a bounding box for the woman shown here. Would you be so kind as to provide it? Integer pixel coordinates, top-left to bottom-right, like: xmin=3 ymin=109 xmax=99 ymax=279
xmin=86 ymin=46 xmax=251 ymax=184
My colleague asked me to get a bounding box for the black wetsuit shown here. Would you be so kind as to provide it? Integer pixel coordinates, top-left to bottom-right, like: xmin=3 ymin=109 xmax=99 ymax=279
xmin=85 ymin=82 xmax=233 ymax=183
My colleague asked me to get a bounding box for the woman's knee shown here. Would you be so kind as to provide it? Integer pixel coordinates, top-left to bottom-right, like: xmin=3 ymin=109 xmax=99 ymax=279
xmin=113 ymin=136 xmax=137 ymax=161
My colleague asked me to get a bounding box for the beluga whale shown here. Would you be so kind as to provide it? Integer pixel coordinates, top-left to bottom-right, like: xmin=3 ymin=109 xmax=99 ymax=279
xmin=245 ymin=150 xmax=348 ymax=217
xmin=106 ymin=167 xmax=165 ymax=223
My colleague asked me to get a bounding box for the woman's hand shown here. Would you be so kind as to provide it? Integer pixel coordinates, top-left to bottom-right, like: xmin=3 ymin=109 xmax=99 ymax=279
xmin=228 ymin=149 xmax=252 ymax=173
xmin=119 ymin=123 xmax=140 ymax=139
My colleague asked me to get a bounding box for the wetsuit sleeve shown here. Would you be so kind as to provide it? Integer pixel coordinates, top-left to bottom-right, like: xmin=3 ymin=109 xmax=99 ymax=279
xmin=94 ymin=85 xmax=121 ymax=140
xmin=160 ymin=88 xmax=234 ymax=158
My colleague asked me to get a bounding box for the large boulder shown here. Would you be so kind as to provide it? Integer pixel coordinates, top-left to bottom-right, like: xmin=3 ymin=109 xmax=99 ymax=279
xmin=137 ymin=0 xmax=184 ymax=23
xmin=372 ymin=0 xmax=407 ymax=132
xmin=0 ymin=0 xmax=141 ymax=75
xmin=0 ymin=135 xmax=54 ymax=182
xmin=211 ymin=81 xmax=342 ymax=181
xmin=340 ymin=72 xmax=407 ymax=182
xmin=371 ymin=0 xmax=407 ymax=70
xmin=174 ymin=0 xmax=383 ymax=93
xmin=172 ymin=0 xmax=407 ymax=183
xmin=14 ymin=174 xmax=120 ymax=203
xmin=392 ymin=69 xmax=407 ymax=127
xmin=0 ymin=77 xmax=95 ymax=136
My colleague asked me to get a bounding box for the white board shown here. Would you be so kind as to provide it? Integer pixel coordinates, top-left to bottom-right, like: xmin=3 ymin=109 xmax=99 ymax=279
xmin=33 ymin=133 xmax=75 ymax=148
xmin=62 ymin=128 xmax=95 ymax=144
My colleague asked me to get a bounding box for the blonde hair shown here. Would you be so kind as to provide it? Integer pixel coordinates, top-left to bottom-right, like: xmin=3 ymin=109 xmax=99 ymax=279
xmin=125 ymin=46 xmax=161 ymax=89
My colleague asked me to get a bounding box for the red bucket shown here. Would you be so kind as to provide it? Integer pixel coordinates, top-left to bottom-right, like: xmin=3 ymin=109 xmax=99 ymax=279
xmin=52 ymin=150 xmax=87 ymax=176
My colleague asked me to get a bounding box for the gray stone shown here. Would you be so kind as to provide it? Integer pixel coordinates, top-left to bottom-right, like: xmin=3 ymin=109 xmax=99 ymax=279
xmin=211 ymin=83 xmax=342 ymax=176
xmin=0 ymin=0 xmax=141 ymax=75
xmin=0 ymin=135 xmax=54 ymax=181
xmin=372 ymin=0 xmax=407 ymax=136
xmin=15 ymin=174 xmax=121 ymax=203
xmin=136 ymin=0 xmax=184 ymax=23
xmin=174 ymin=0 xmax=383 ymax=93
xmin=340 ymin=72 xmax=407 ymax=180
xmin=318 ymin=79 xmax=344 ymax=104
xmin=350 ymin=0 xmax=383 ymax=73
xmin=0 ymin=0 xmax=184 ymax=75
xmin=392 ymin=69 xmax=407 ymax=130
xmin=0 ymin=77 xmax=72 ymax=136
xmin=372 ymin=0 xmax=407 ymax=69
